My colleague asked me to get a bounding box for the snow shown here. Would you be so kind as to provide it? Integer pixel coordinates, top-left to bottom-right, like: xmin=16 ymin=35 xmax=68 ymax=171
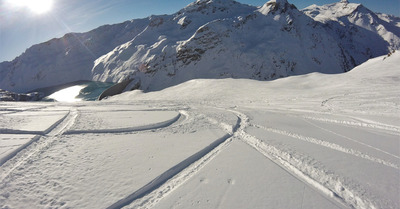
xmin=67 ymin=109 xmax=181 ymax=134
xmin=302 ymin=1 xmax=400 ymax=66
xmin=1 ymin=0 xmax=399 ymax=93
xmin=155 ymin=140 xmax=343 ymax=209
xmin=0 ymin=52 xmax=399 ymax=209
xmin=0 ymin=0 xmax=399 ymax=208
xmin=0 ymin=109 xmax=69 ymax=135
xmin=302 ymin=1 xmax=361 ymax=23
xmin=0 ymin=135 xmax=39 ymax=166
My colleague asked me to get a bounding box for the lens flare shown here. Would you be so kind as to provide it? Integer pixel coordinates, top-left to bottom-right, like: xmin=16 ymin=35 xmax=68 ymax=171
xmin=6 ymin=0 xmax=53 ymax=14
xmin=47 ymin=85 xmax=86 ymax=102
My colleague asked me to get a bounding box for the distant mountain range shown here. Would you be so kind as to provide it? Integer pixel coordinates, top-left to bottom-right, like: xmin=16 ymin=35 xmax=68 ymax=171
xmin=1 ymin=0 xmax=399 ymax=93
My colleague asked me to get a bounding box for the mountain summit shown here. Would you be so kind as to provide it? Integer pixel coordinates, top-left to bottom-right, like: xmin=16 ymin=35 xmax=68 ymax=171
xmin=303 ymin=1 xmax=400 ymax=64
xmin=0 ymin=0 xmax=399 ymax=93
xmin=259 ymin=0 xmax=297 ymax=15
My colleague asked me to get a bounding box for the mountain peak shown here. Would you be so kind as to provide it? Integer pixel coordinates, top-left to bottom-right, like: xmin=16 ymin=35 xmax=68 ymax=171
xmin=180 ymin=0 xmax=244 ymax=14
xmin=187 ymin=0 xmax=236 ymax=7
xmin=302 ymin=1 xmax=363 ymax=23
xmin=259 ymin=0 xmax=296 ymax=15
xmin=196 ymin=0 xmax=233 ymax=2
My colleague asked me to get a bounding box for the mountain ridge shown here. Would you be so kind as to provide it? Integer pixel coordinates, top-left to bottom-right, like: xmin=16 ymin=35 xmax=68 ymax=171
xmin=0 ymin=0 xmax=399 ymax=93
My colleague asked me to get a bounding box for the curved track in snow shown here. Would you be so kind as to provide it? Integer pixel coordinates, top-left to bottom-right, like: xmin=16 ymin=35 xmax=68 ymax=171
xmin=121 ymin=106 xmax=399 ymax=209
xmin=0 ymin=103 xmax=399 ymax=209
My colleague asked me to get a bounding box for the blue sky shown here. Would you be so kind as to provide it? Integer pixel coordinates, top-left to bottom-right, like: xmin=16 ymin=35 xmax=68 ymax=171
xmin=0 ymin=0 xmax=399 ymax=62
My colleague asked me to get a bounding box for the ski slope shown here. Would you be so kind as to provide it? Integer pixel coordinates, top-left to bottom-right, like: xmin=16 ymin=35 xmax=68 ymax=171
xmin=0 ymin=53 xmax=399 ymax=209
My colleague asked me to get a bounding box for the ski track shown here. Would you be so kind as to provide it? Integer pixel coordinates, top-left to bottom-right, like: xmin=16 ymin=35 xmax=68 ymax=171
xmin=228 ymin=109 xmax=379 ymax=209
xmin=0 ymin=108 xmax=78 ymax=183
xmin=251 ymin=123 xmax=399 ymax=169
xmin=112 ymin=107 xmax=388 ymax=209
xmin=302 ymin=118 xmax=400 ymax=160
xmin=303 ymin=116 xmax=400 ymax=136
xmin=0 ymin=135 xmax=41 ymax=166
xmin=1 ymin=105 xmax=397 ymax=209
xmin=64 ymin=113 xmax=181 ymax=135
xmin=107 ymin=112 xmax=241 ymax=209
xmin=254 ymin=108 xmax=400 ymax=136
xmin=0 ymin=107 xmax=187 ymax=185
xmin=0 ymin=105 xmax=54 ymax=116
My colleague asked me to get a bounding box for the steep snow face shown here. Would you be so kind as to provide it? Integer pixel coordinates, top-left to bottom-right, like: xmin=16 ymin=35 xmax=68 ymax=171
xmin=377 ymin=13 xmax=400 ymax=27
xmin=180 ymin=0 xmax=254 ymax=16
xmin=0 ymin=19 xmax=150 ymax=93
xmin=303 ymin=1 xmax=400 ymax=65
xmin=92 ymin=0 xmax=351 ymax=91
xmin=91 ymin=0 xmax=255 ymax=85
xmin=258 ymin=0 xmax=296 ymax=15
xmin=302 ymin=1 xmax=359 ymax=23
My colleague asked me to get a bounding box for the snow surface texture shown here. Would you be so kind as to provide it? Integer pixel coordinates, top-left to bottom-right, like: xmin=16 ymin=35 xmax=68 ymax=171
xmin=0 ymin=0 xmax=399 ymax=93
xmin=0 ymin=52 xmax=399 ymax=209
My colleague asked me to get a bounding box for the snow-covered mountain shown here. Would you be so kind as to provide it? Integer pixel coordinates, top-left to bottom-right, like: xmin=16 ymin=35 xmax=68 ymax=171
xmin=0 ymin=19 xmax=151 ymax=93
xmin=0 ymin=0 xmax=399 ymax=93
xmin=302 ymin=0 xmax=400 ymax=65
xmin=1 ymin=51 xmax=399 ymax=209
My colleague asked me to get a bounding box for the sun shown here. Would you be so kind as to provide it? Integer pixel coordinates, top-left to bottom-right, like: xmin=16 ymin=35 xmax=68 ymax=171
xmin=6 ymin=0 xmax=53 ymax=14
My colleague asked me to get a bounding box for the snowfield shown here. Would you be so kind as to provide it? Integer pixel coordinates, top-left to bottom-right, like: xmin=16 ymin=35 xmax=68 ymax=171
xmin=0 ymin=51 xmax=399 ymax=209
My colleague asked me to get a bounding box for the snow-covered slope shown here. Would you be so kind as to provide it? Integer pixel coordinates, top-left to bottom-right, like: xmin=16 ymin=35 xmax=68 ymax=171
xmin=92 ymin=0 xmax=355 ymax=92
xmin=0 ymin=18 xmax=151 ymax=93
xmin=377 ymin=13 xmax=400 ymax=27
xmin=303 ymin=0 xmax=400 ymax=65
xmin=112 ymin=51 xmax=400 ymax=118
xmin=1 ymin=52 xmax=398 ymax=209
xmin=0 ymin=0 xmax=399 ymax=93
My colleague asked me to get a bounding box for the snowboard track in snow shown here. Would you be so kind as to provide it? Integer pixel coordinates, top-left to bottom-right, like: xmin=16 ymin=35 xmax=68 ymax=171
xmin=0 ymin=108 xmax=78 ymax=182
xmin=0 ymin=104 xmax=56 ymax=116
xmin=0 ymin=104 xmax=397 ymax=209
xmin=302 ymin=118 xmax=400 ymax=160
xmin=303 ymin=116 xmax=400 ymax=136
xmin=106 ymin=111 xmax=241 ymax=209
xmin=0 ymin=110 xmax=71 ymax=136
xmin=107 ymin=107 xmax=388 ymax=209
xmin=251 ymin=123 xmax=399 ymax=169
xmin=0 ymin=108 xmax=185 ymax=184
xmin=229 ymin=109 xmax=383 ymax=209
xmin=64 ymin=112 xmax=182 ymax=135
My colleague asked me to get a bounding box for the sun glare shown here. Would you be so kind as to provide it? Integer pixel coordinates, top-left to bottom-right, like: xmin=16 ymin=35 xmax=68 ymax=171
xmin=47 ymin=85 xmax=86 ymax=102
xmin=7 ymin=0 xmax=53 ymax=14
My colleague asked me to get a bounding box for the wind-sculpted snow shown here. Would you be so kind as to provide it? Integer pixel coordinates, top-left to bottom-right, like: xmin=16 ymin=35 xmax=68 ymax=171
xmin=1 ymin=0 xmax=399 ymax=93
